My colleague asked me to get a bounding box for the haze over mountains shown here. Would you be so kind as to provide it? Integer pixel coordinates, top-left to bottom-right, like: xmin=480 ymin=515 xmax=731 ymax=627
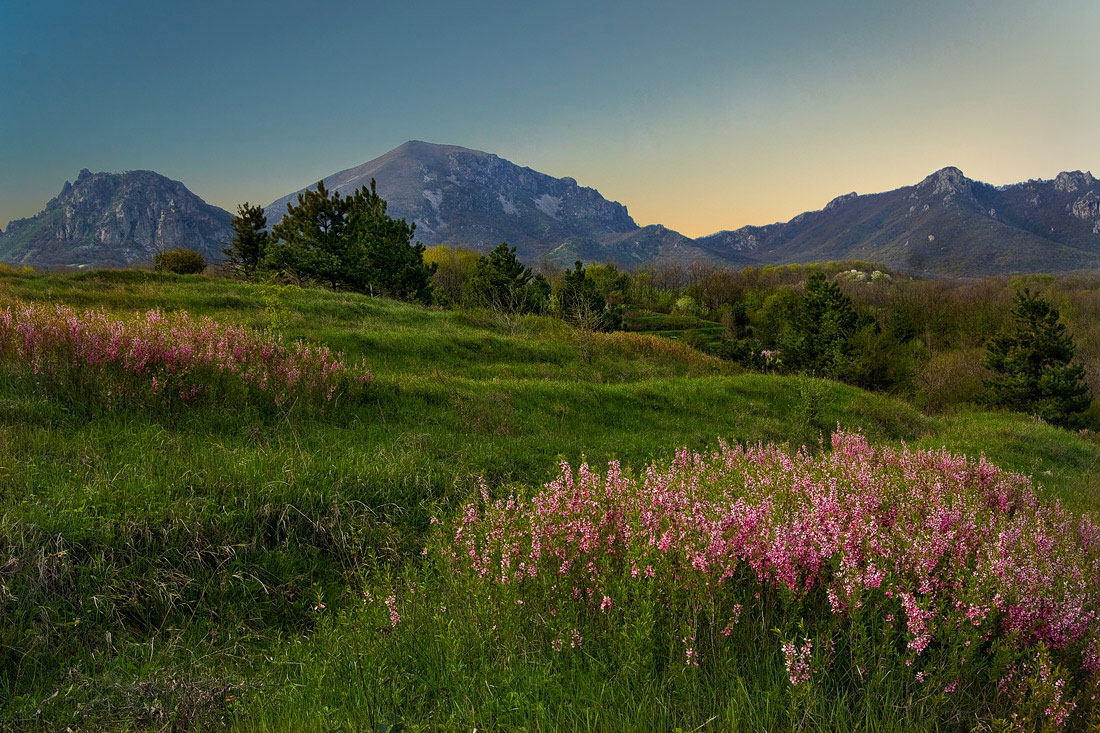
xmin=3 ymin=141 xmax=1099 ymax=276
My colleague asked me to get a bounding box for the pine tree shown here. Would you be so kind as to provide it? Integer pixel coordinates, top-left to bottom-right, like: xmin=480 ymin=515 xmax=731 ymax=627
xmin=984 ymin=288 xmax=1092 ymax=428
xmin=782 ymin=273 xmax=861 ymax=377
xmin=264 ymin=179 xmax=435 ymax=302
xmin=556 ymin=261 xmax=614 ymax=331
xmin=464 ymin=243 xmax=539 ymax=313
xmin=267 ymin=181 xmax=351 ymax=288
xmin=224 ymin=202 xmax=270 ymax=278
xmin=347 ymin=180 xmax=435 ymax=303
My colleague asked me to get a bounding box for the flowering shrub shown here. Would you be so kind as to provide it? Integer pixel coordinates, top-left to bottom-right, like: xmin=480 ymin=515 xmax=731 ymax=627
xmin=0 ymin=301 xmax=371 ymax=408
xmin=436 ymin=431 xmax=1100 ymax=728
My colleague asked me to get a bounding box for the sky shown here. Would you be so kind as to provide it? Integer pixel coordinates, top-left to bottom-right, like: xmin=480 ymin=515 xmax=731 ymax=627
xmin=1 ymin=0 xmax=1098 ymax=237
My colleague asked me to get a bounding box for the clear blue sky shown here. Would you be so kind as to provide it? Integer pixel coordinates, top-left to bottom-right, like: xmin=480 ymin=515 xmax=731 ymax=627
xmin=2 ymin=0 xmax=1098 ymax=236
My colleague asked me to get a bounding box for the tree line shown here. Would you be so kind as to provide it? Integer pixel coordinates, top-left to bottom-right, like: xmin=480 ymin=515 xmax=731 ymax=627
xmin=219 ymin=182 xmax=1092 ymax=430
xmin=223 ymin=180 xmax=619 ymax=329
xmin=427 ymin=252 xmax=1093 ymax=429
xmin=226 ymin=180 xmax=435 ymax=302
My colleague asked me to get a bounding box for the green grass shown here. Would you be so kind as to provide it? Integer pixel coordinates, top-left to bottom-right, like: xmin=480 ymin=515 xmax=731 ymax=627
xmin=917 ymin=410 xmax=1100 ymax=512
xmin=623 ymin=308 xmax=727 ymax=351
xmin=2 ymin=269 xmax=1099 ymax=730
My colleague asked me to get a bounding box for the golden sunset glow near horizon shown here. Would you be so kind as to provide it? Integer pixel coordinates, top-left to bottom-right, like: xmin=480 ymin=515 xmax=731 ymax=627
xmin=2 ymin=1 xmax=1098 ymax=238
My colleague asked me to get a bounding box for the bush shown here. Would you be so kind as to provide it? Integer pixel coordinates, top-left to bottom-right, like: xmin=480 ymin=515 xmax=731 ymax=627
xmin=918 ymin=347 xmax=989 ymax=412
xmin=673 ymin=295 xmax=698 ymax=317
xmin=423 ymin=244 xmax=480 ymax=306
xmin=154 ymin=247 xmax=207 ymax=274
xmin=0 ymin=263 xmax=35 ymax=276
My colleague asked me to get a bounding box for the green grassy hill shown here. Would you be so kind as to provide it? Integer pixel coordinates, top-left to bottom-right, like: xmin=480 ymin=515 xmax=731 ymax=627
xmin=2 ymin=270 xmax=1099 ymax=730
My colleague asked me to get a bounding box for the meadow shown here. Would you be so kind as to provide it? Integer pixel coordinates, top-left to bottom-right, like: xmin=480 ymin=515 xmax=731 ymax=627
xmin=2 ymin=268 xmax=1100 ymax=731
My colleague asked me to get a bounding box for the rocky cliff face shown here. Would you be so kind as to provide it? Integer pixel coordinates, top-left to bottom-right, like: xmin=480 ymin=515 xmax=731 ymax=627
xmin=997 ymin=171 xmax=1100 ymax=239
xmin=0 ymin=169 xmax=233 ymax=267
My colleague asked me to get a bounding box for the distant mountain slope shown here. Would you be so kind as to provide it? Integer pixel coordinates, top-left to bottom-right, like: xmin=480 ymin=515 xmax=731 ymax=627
xmin=0 ymin=169 xmax=233 ymax=267
xmin=265 ymin=141 xmax=752 ymax=267
xmin=697 ymin=168 xmax=1100 ymax=275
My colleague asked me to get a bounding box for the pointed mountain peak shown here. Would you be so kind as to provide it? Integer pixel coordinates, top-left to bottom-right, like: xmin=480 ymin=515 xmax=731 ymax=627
xmin=824 ymin=191 xmax=858 ymax=210
xmin=1054 ymin=170 xmax=1097 ymax=193
xmin=918 ymin=166 xmax=973 ymax=197
xmin=265 ymin=142 xmax=639 ymax=262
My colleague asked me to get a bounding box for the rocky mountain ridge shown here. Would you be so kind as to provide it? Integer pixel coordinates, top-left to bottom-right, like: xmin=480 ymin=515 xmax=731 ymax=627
xmin=696 ymin=166 xmax=1100 ymax=275
xmin=0 ymin=169 xmax=233 ymax=267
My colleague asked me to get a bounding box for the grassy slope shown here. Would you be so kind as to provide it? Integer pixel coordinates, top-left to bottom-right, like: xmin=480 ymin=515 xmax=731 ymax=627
xmin=1 ymin=269 xmax=1098 ymax=730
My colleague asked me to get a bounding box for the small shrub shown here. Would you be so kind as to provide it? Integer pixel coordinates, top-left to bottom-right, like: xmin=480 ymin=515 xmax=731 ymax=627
xmin=673 ymin=295 xmax=698 ymax=317
xmin=918 ymin=347 xmax=988 ymax=412
xmin=154 ymin=248 xmax=207 ymax=274
xmin=259 ymin=278 xmax=293 ymax=330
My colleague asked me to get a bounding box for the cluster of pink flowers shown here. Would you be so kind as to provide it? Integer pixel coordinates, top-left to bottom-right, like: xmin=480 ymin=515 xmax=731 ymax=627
xmin=448 ymin=431 xmax=1100 ymax=686
xmin=782 ymin=638 xmax=814 ymax=686
xmin=385 ymin=593 xmax=401 ymax=628
xmin=0 ymin=301 xmax=371 ymax=406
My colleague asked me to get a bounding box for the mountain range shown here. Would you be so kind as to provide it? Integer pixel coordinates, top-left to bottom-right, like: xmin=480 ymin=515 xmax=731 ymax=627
xmin=700 ymin=167 xmax=1100 ymax=275
xmin=3 ymin=142 xmax=1099 ymax=276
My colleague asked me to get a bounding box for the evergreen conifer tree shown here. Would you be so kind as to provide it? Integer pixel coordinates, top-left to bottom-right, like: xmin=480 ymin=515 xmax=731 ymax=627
xmin=465 ymin=243 xmax=538 ymax=313
xmin=264 ymin=179 xmax=435 ymax=302
xmin=782 ymin=273 xmax=860 ymax=377
xmin=347 ymin=180 xmax=435 ymax=303
xmin=224 ymin=202 xmax=270 ymax=278
xmin=267 ymin=181 xmax=351 ymax=288
xmin=984 ymin=288 xmax=1092 ymax=428
xmin=556 ymin=260 xmax=614 ymax=330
